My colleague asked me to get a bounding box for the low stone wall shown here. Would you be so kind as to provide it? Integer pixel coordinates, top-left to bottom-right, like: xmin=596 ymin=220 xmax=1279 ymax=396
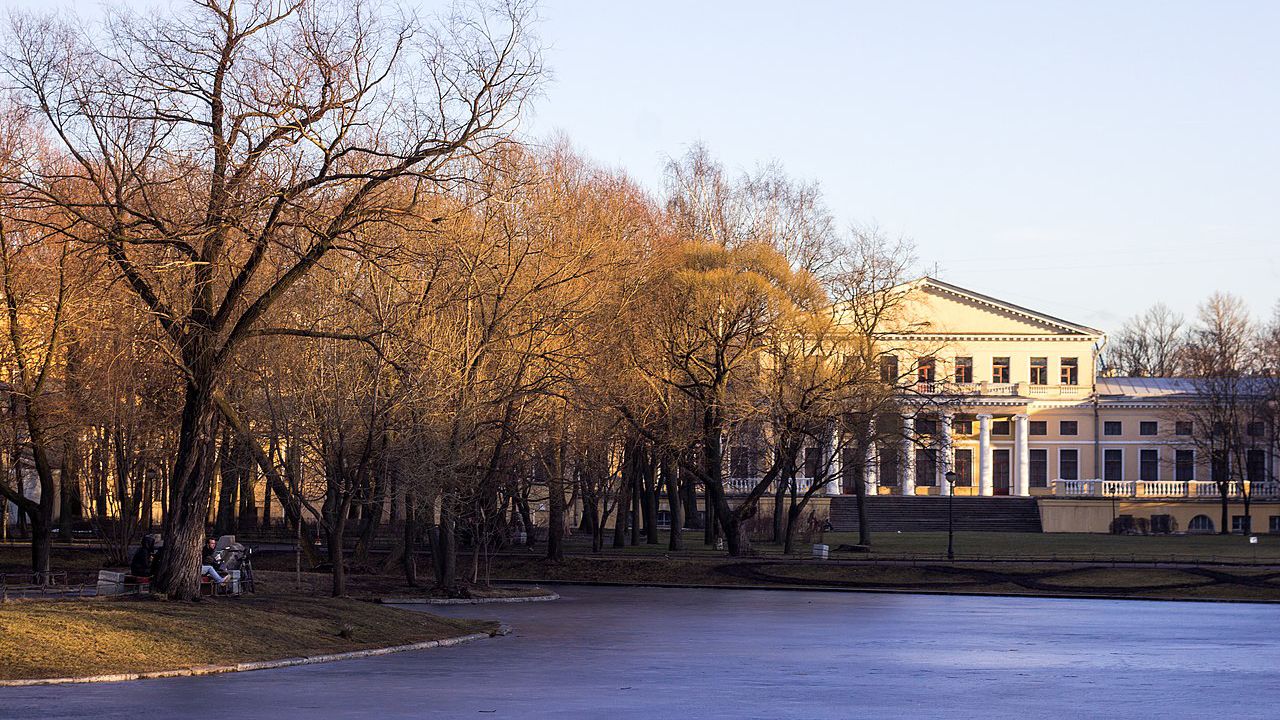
xmin=1039 ymin=498 xmax=1280 ymax=534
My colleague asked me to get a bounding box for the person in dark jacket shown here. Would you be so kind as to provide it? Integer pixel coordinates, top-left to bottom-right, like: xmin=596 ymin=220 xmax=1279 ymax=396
xmin=201 ymin=538 xmax=230 ymax=586
xmin=130 ymin=535 xmax=156 ymax=577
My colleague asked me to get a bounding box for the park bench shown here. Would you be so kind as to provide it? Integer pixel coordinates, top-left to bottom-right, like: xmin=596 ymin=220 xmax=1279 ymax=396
xmin=96 ymin=570 xmax=150 ymax=596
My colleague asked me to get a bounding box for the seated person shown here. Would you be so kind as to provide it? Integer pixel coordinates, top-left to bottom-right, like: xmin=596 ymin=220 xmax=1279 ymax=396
xmin=201 ymin=537 xmax=231 ymax=587
xmin=129 ymin=534 xmax=157 ymax=578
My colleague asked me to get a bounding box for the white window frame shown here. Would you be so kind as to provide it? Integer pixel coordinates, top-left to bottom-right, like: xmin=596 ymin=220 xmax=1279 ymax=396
xmin=1139 ymin=447 xmax=1160 ymax=482
xmin=1058 ymin=448 xmax=1079 ymax=481
xmin=1103 ymin=447 xmax=1124 ymax=482
xmin=1175 ymin=448 xmax=1196 ymax=482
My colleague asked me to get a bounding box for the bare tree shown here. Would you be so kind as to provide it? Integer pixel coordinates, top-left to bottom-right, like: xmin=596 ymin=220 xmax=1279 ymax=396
xmin=4 ymin=0 xmax=541 ymax=598
xmin=1181 ymin=293 xmax=1262 ymax=534
xmin=1104 ymin=303 xmax=1188 ymax=377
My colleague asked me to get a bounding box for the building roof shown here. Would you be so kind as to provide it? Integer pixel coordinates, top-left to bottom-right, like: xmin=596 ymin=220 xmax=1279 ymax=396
xmin=1097 ymin=376 xmax=1273 ymax=400
xmin=1096 ymin=377 xmax=1201 ymax=399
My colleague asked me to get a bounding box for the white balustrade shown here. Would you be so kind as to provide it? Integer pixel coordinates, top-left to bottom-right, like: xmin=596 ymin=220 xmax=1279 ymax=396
xmin=1050 ymin=478 xmax=1280 ymax=499
xmin=723 ymin=476 xmax=815 ymax=495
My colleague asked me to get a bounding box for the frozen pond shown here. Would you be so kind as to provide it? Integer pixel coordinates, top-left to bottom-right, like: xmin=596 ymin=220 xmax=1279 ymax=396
xmin=2 ymin=585 xmax=1276 ymax=718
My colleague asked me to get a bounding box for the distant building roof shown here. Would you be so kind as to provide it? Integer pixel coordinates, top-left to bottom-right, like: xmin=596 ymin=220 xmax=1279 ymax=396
xmin=1098 ymin=376 xmax=1271 ymax=400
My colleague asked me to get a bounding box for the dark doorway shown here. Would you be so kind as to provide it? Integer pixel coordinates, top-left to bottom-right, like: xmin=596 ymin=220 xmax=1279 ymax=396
xmin=993 ymin=449 xmax=1011 ymax=495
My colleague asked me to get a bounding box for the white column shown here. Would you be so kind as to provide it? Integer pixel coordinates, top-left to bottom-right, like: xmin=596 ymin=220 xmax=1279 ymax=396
xmin=1014 ymin=413 xmax=1030 ymax=497
xmin=901 ymin=415 xmax=916 ymax=496
xmin=977 ymin=413 xmax=994 ymax=497
xmin=825 ymin=423 xmax=841 ymax=496
xmin=866 ymin=417 xmax=879 ymax=495
xmin=940 ymin=413 xmax=954 ymax=496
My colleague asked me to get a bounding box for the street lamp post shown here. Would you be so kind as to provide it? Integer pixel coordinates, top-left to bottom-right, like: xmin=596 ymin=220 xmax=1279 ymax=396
xmin=945 ymin=471 xmax=958 ymax=560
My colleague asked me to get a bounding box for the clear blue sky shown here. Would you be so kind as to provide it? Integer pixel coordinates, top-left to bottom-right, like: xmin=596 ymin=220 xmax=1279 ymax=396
xmin=13 ymin=0 xmax=1280 ymax=332
xmin=524 ymin=0 xmax=1279 ymax=332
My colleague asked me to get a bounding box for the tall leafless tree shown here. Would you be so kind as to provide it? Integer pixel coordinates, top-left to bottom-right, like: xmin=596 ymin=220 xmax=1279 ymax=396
xmin=3 ymin=0 xmax=541 ymax=598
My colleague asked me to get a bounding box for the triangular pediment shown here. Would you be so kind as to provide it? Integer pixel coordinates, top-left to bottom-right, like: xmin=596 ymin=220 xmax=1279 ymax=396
xmin=878 ymin=278 xmax=1102 ymax=338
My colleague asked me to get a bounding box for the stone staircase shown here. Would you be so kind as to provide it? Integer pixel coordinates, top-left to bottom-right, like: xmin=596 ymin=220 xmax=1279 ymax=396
xmin=828 ymin=495 xmax=1043 ymax=533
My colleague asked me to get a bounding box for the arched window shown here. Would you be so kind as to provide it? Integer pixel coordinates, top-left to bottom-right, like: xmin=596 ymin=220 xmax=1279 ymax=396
xmin=1189 ymin=515 xmax=1215 ymax=534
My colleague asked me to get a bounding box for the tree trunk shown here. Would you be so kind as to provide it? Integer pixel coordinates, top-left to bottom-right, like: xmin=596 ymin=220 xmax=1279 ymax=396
xmin=582 ymin=485 xmax=602 ymax=553
xmin=238 ymin=449 xmax=258 ymax=532
xmin=681 ymin=468 xmax=701 ymax=529
xmin=402 ymin=496 xmax=418 ymax=586
xmin=215 ymin=426 xmax=237 ymax=536
xmin=708 ymin=481 xmax=742 ymax=555
xmin=854 ymin=436 xmax=872 ymax=546
xmin=643 ymin=448 xmax=659 ymax=545
xmin=704 ymin=484 xmax=717 ymax=546
xmin=783 ymin=498 xmax=803 ymax=555
xmin=664 ymin=453 xmax=683 ymax=551
xmin=629 ymin=466 xmax=641 ymax=546
xmin=546 ymin=442 xmax=567 ymax=562
xmin=157 ymin=379 xmax=221 ymax=600
xmin=1220 ymin=487 xmax=1230 ymax=535
xmin=516 ymin=493 xmax=536 ymax=548
xmin=59 ymin=436 xmax=80 ymax=540
xmin=611 ymin=476 xmax=627 ymax=549
xmin=771 ymin=473 xmax=787 ymax=543
xmin=430 ymin=500 xmax=458 ymax=592
xmin=327 ymin=518 xmax=347 ymax=597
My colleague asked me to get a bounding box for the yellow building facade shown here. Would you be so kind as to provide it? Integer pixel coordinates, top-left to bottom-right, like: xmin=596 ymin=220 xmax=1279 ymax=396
xmin=830 ymin=278 xmax=1279 ymax=534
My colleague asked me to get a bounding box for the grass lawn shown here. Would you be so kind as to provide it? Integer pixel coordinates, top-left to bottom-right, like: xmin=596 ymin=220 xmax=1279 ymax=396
xmin=489 ymin=554 xmax=1280 ymax=602
xmin=0 ymin=591 xmax=496 ymax=681
xmin=820 ymin=531 xmax=1280 ymax=562
xmin=549 ymin=529 xmax=1280 ymax=563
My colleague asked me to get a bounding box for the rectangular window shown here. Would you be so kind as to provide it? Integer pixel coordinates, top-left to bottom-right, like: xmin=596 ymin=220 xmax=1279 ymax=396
xmin=729 ymin=446 xmax=753 ymax=478
xmin=1140 ymin=449 xmax=1159 ymax=481
xmin=803 ymin=446 xmax=821 ymax=479
xmin=954 ymin=357 xmax=973 ymax=384
xmin=992 ymin=419 xmax=1011 ymax=436
xmin=840 ymin=447 xmax=859 ymax=490
xmin=1176 ymin=449 xmax=1195 ymax=481
xmin=1030 ymin=357 xmax=1048 ymax=385
xmin=1233 ymin=516 xmax=1251 ymax=534
xmin=1030 ymin=448 xmax=1048 ymax=488
xmin=992 ymin=357 xmax=1010 ymax=384
xmin=1140 ymin=421 xmax=1158 ymax=436
xmin=1247 ymin=421 xmax=1265 ymax=437
xmin=917 ymin=418 xmax=938 ymax=436
xmin=954 ymin=449 xmax=973 ymax=486
xmin=953 ymin=419 xmax=974 ymax=435
xmin=1176 ymin=421 xmax=1193 ymax=436
xmin=1030 ymin=420 xmax=1047 ymax=436
xmin=1104 ymin=421 xmax=1122 ymax=436
xmin=880 ymin=355 xmax=899 ymax=383
xmin=1104 ymin=449 xmax=1123 ymax=481
xmin=1248 ymin=448 xmax=1267 ymax=483
xmin=1060 ymin=357 xmax=1079 ymax=385
xmin=1271 ymin=516 xmax=1280 ymax=534
xmin=1059 ymin=449 xmax=1079 ymax=481
xmin=915 ymin=448 xmax=938 ymax=487
xmin=1211 ymin=452 xmax=1229 ymax=483
xmin=1151 ymin=514 xmax=1173 ymax=534
xmin=917 ymin=357 xmax=935 ymax=384
xmin=1060 ymin=420 xmax=1078 ymax=436
xmin=879 ymin=444 xmax=900 ymax=486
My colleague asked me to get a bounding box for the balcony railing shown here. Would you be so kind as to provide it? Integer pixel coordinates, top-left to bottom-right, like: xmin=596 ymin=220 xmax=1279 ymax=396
xmin=908 ymin=382 xmax=1091 ymax=399
xmin=1051 ymin=479 xmax=1280 ymax=499
xmin=724 ymin=476 xmax=815 ymax=495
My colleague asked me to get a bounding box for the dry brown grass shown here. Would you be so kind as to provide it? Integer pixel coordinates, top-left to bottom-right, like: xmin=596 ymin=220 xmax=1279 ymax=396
xmin=491 ymin=554 xmax=1280 ymax=602
xmin=0 ymin=592 xmax=495 ymax=681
